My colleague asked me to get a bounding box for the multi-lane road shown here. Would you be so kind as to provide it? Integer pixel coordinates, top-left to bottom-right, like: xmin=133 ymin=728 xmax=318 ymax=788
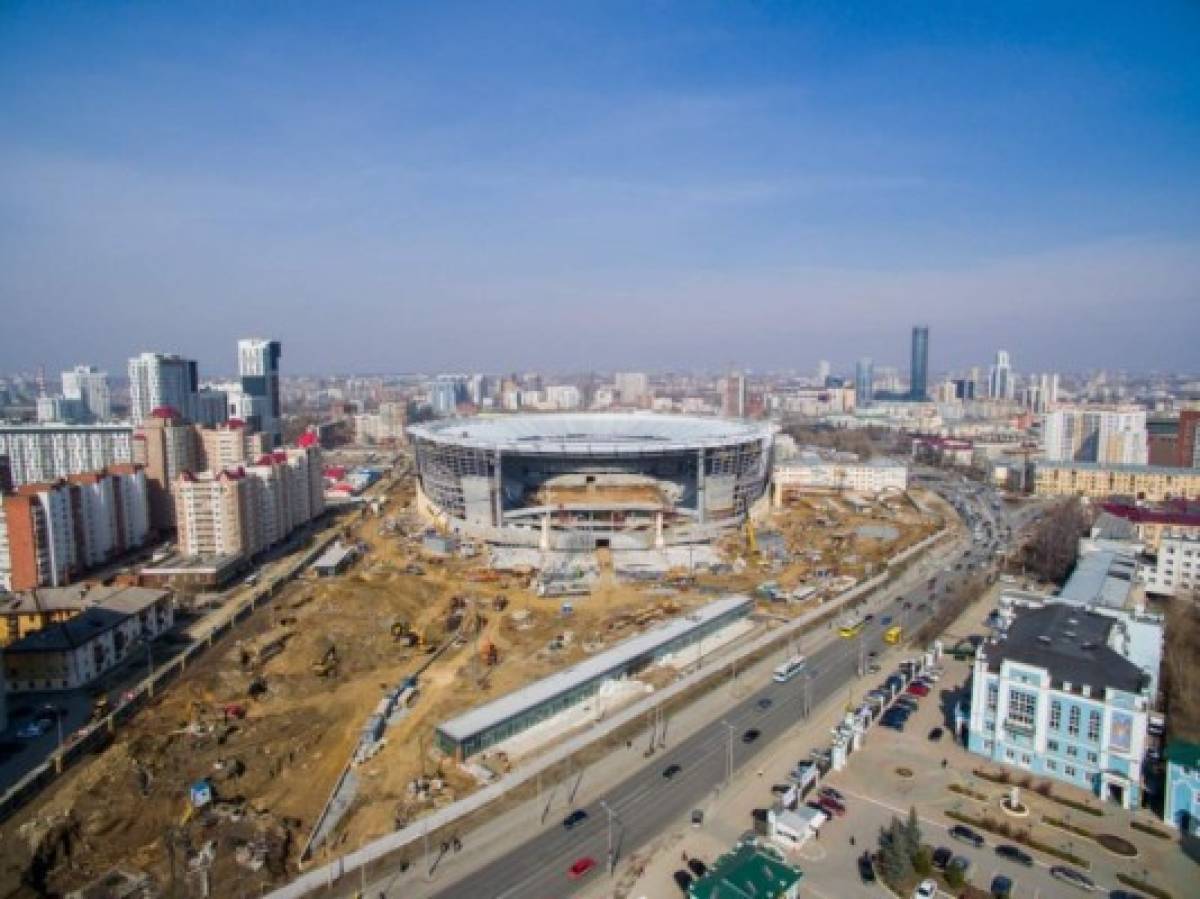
xmin=354 ymin=477 xmax=1037 ymax=899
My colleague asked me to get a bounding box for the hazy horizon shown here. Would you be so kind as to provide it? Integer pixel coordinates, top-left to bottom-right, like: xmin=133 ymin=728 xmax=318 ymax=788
xmin=2 ymin=3 xmax=1198 ymax=375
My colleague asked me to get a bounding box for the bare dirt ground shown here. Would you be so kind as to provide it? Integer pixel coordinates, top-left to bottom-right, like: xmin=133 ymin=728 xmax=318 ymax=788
xmin=0 ymin=473 xmax=941 ymax=898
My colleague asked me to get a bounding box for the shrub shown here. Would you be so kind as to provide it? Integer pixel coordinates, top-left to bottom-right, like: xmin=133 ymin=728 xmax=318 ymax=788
xmin=944 ymin=863 xmax=966 ymax=889
xmin=912 ymin=845 xmax=933 ymax=877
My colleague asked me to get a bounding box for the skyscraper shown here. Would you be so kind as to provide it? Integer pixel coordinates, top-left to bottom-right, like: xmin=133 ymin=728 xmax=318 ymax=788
xmin=61 ymin=365 xmax=111 ymax=422
xmin=909 ymin=326 xmax=929 ymax=401
xmin=855 ymin=357 xmax=874 ymax=407
xmin=128 ymin=352 xmax=199 ymax=424
xmin=989 ymin=350 xmax=1013 ymax=400
xmin=236 ymin=338 xmax=283 ymax=447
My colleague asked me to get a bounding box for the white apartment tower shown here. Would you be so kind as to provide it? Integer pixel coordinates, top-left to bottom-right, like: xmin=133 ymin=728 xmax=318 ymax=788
xmin=61 ymin=365 xmax=111 ymax=422
xmin=128 ymin=353 xmax=199 ymax=424
xmin=988 ymin=350 xmax=1014 ymax=401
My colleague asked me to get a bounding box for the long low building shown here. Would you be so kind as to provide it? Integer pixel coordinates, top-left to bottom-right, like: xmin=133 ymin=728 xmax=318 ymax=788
xmin=773 ymin=456 xmax=907 ymax=504
xmin=436 ymin=595 xmax=753 ymax=759
xmin=1034 ymin=462 xmax=1200 ymax=502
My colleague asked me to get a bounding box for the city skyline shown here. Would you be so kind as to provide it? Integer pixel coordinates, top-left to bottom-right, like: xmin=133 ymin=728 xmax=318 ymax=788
xmin=2 ymin=3 xmax=1199 ymax=373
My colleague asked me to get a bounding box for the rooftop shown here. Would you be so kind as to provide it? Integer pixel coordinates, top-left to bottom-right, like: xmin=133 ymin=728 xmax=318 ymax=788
xmin=409 ymin=413 xmax=773 ymax=454
xmin=688 ymin=841 xmax=803 ymax=899
xmin=1057 ymin=550 xmax=1138 ymax=610
xmin=438 ymin=595 xmax=752 ymax=742
xmin=1037 ymin=461 xmax=1200 ymax=476
xmin=5 ymin=587 xmax=170 ymax=654
xmin=984 ymin=604 xmax=1146 ymax=695
xmin=1101 ymin=499 xmax=1200 ymax=528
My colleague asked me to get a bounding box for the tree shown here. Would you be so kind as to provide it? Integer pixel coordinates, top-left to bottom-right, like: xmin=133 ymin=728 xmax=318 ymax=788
xmin=875 ymin=817 xmax=914 ymax=885
xmin=902 ymin=805 xmax=923 ymax=861
xmin=1022 ymin=498 xmax=1091 ymax=584
xmin=912 ymin=845 xmax=933 ymax=877
xmin=944 ymin=862 xmax=966 ymax=890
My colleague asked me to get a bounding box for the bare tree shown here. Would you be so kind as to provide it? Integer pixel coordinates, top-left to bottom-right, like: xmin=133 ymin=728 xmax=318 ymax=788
xmin=1021 ymin=498 xmax=1091 ymax=584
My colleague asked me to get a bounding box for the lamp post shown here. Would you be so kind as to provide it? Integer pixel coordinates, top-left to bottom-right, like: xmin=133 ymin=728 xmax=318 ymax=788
xmin=599 ymin=800 xmax=620 ymax=875
xmin=720 ymin=721 xmax=735 ymax=784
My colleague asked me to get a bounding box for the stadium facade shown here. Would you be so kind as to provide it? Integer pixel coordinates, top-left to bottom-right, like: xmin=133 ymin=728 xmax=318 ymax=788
xmin=408 ymin=413 xmax=774 ymax=549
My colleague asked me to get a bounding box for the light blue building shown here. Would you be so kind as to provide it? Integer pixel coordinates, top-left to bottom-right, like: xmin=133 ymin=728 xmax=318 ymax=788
xmin=1164 ymin=741 xmax=1200 ymax=834
xmin=965 ymin=604 xmax=1152 ymax=809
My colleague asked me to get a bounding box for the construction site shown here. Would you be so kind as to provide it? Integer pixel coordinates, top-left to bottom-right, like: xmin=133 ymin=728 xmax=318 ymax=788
xmin=0 ymin=454 xmax=946 ymax=898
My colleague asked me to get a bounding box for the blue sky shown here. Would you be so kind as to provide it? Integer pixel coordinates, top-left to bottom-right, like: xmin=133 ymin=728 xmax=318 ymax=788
xmin=2 ymin=1 xmax=1198 ymax=376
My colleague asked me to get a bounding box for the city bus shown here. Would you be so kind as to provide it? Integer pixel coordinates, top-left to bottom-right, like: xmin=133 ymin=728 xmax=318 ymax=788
xmin=838 ymin=618 xmax=865 ymax=639
xmin=772 ymin=654 xmax=808 ymax=683
xmin=884 ymin=625 xmax=903 ymax=644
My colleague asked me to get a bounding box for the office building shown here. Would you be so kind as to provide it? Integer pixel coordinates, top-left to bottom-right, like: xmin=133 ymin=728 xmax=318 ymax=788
xmin=428 ymin=379 xmax=460 ymax=417
xmin=854 ymin=358 xmax=874 ymax=407
xmin=1023 ymin=373 xmax=1059 ymax=414
xmin=60 ymin=365 xmax=111 ymax=422
xmin=0 ymin=424 xmax=134 ymax=487
xmin=196 ymin=388 xmax=229 ymax=427
xmin=773 ymin=457 xmax=907 ymax=502
xmin=815 ymin=360 xmax=830 ymax=384
xmin=236 ymin=338 xmax=282 ymax=447
xmin=965 ymin=603 xmax=1154 ymax=809
xmin=1034 ymin=462 xmax=1200 ymax=502
xmin=1043 ymin=407 xmax=1148 ymax=466
xmin=909 ymin=326 xmax=929 ymax=401
xmin=0 ymin=465 xmax=150 ymax=591
xmin=35 ymin=395 xmax=84 ymax=424
xmin=128 ymin=352 xmax=199 ymax=424
xmin=132 ymin=408 xmax=201 ymax=530
xmin=722 ymin=371 xmax=747 ymax=418
xmin=988 ymin=350 xmax=1013 ymax=400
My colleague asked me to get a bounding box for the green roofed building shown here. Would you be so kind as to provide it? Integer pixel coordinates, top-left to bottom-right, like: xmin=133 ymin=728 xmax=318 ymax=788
xmin=688 ymin=841 xmax=802 ymax=899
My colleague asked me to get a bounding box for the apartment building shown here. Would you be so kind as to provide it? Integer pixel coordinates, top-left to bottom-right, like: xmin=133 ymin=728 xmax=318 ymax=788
xmin=773 ymin=457 xmax=908 ymax=504
xmin=1042 ymin=407 xmax=1149 ymax=466
xmin=1033 ymin=462 xmax=1200 ymax=502
xmin=198 ymin=420 xmax=269 ymax=470
xmin=127 ymin=352 xmax=199 ymax=424
xmin=2 ymin=585 xmax=174 ymax=692
xmin=60 ymin=365 xmax=111 ymax=422
xmin=0 ymin=423 xmax=134 ymax=487
xmin=1142 ymin=534 xmax=1200 ymax=597
xmin=0 ymin=590 xmax=87 ymax=646
xmin=0 ymin=465 xmax=151 ymax=591
xmin=133 ymin=408 xmax=201 ymax=530
xmin=1098 ymin=500 xmax=1200 ymax=553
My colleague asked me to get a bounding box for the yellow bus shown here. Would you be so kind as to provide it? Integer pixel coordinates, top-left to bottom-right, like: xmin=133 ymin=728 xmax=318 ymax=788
xmin=838 ymin=618 xmax=865 ymax=639
xmin=884 ymin=625 xmax=903 ymax=645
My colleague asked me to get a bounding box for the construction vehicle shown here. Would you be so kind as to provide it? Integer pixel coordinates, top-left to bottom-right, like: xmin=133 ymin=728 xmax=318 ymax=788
xmin=311 ymin=639 xmax=339 ymax=677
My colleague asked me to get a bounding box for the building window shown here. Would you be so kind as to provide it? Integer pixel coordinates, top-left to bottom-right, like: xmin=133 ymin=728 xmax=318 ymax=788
xmin=1008 ymin=690 xmax=1036 ymax=729
xmin=1065 ymin=765 xmax=1077 ymax=777
xmin=1047 ymin=759 xmax=1058 ymax=771
xmin=1087 ymin=710 xmax=1102 ymax=743
xmin=1087 ymin=751 xmax=1098 ymax=764
xmin=1068 ymin=706 xmax=1081 ymax=737
xmin=1048 ymin=739 xmax=1060 ymax=753
xmin=1067 ymin=745 xmax=1078 ymax=758
xmin=1050 ymin=700 xmax=1062 ymax=731
xmin=987 ymin=683 xmax=999 ymax=712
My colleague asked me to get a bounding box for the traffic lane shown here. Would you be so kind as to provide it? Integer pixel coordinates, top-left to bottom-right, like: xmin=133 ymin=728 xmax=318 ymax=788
xmin=436 ymin=606 xmax=927 ymax=897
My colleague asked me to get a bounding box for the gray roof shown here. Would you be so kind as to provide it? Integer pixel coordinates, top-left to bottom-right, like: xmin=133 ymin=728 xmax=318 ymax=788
xmin=1090 ymin=512 xmax=1138 ymax=543
xmin=1058 ymin=550 xmax=1137 ymax=610
xmin=985 ymin=604 xmax=1145 ymax=695
xmin=313 ymin=542 xmax=355 ymax=569
xmin=409 ymin=413 xmax=773 ymax=454
xmin=438 ymin=595 xmax=753 ymax=742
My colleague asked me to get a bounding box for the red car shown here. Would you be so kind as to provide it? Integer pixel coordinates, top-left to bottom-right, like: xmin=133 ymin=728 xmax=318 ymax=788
xmin=906 ymin=683 xmax=930 ymax=697
xmin=568 ymin=857 xmax=597 ymax=879
xmin=818 ymin=795 xmax=847 ymax=817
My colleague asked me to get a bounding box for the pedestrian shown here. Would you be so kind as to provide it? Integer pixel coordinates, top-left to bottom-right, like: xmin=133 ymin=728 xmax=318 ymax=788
xmin=682 ymin=851 xmax=688 ymax=863
xmin=849 ymin=835 xmax=856 ymax=847
xmin=941 ymin=758 xmax=947 ymax=769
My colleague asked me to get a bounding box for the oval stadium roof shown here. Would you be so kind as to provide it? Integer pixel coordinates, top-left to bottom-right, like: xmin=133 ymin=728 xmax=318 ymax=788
xmin=407 ymin=412 xmax=774 ymax=454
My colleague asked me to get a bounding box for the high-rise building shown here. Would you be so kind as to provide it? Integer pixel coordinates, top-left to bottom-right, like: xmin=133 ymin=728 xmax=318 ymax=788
xmin=133 ymin=408 xmax=201 ymax=530
xmin=1178 ymin=409 xmax=1200 ymax=469
xmin=1042 ymin=407 xmax=1149 ymax=465
xmin=429 ymin=379 xmax=459 ymax=416
xmin=722 ymin=371 xmax=747 ymax=418
xmin=60 ymin=365 xmax=111 ymax=421
xmin=614 ymin=372 xmax=649 ymax=407
xmin=0 ymin=424 xmax=134 ymax=486
xmin=909 ymin=326 xmax=929 ymax=401
xmin=854 ymin=358 xmax=874 ymax=407
xmin=128 ymin=352 xmax=199 ymax=424
xmin=36 ymin=395 xmax=84 ymax=424
xmin=988 ymin=350 xmax=1013 ymax=401
xmin=816 ymin=360 xmax=830 ymax=384
xmin=198 ymin=421 xmax=270 ymax=471
xmin=0 ymin=465 xmax=150 ymax=591
xmin=236 ymin=339 xmax=283 ymax=447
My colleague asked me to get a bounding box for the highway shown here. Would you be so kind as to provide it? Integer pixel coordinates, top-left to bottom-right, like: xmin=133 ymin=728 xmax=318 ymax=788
xmin=355 ymin=477 xmax=1037 ymax=899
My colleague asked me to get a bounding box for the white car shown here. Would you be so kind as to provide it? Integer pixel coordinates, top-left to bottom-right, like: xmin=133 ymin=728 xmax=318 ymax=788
xmin=912 ymin=879 xmax=938 ymax=899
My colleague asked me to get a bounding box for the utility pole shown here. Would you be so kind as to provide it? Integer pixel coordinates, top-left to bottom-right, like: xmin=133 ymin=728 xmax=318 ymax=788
xmin=720 ymin=721 xmax=735 ymax=784
xmin=599 ymin=800 xmax=618 ymax=874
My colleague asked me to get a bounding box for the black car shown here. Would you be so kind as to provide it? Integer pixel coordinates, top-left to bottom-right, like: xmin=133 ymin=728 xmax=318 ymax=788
xmin=757 ymin=697 xmax=773 ymax=710
xmin=686 ymin=859 xmax=708 ymax=878
xmin=742 ymin=728 xmax=760 ymax=744
xmin=950 ymin=824 xmax=984 ymax=848
xmin=673 ymin=870 xmax=693 ymax=892
xmin=931 ymin=846 xmax=953 ymax=870
xmin=663 ymin=763 xmax=683 ymax=780
xmin=928 ymin=726 xmax=944 ymax=742
xmin=1050 ymin=866 xmax=1095 ymax=891
xmin=995 ymin=844 xmax=1033 ymax=866
xmin=562 ymin=809 xmax=588 ymax=830
xmin=857 ymin=851 xmax=876 ymax=883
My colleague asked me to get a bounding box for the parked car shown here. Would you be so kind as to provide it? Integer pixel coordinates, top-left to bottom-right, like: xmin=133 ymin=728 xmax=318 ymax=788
xmin=562 ymin=809 xmax=588 ymax=830
xmin=818 ymin=786 xmax=845 ymax=802
xmin=690 ymin=809 xmax=704 ymax=827
xmin=818 ymin=795 xmax=846 ymax=817
xmin=757 ymin=697 xmax=773 ymax=710
xmin=906 ymin=683 xmax=930 ymax=697
xmin=673 ymin=870 xmax=693 ymax=892
xmin=686 ymin=859 xmax=708 ymax=878
xmin=927 ymin=727 xmax=944 ymax=742
xmin=995 ymin=843 xmax=1033 ymax=866
xmin=949 ymin=855 xmax=973 ymax=877
xmin=770 ymin=783 xmax=792 ymax=796
xmin=662 ymin=763 xmax=683 ymax=780
xmin=912 ymin=879 xmax=938 ymax=899
xmin=742 ymin=728 xmax=761 ymax=744
xmin=931 ymin=846 xmax=953 ymax=870
xmin=567 ymin=857 xmax=597 ymax=880
xmin=857 ymin=851 xmax=876 ymax=883
xmin=1049 ymin=866 xmax=1096 ymax=891
xmin=950 ymin=824 xmax=984 ymax=848
xmin=991 ymin=874 xmax=1014 ymax=898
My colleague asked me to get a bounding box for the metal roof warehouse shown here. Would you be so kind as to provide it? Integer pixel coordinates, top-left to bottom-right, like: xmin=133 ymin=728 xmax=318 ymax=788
xmin=436 ymin=595 xmax=752 ymax=758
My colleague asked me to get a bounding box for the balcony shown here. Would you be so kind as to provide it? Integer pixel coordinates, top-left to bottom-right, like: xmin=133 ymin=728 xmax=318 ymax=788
xmin=1003 ymin=717 xmax=1036 ymax=737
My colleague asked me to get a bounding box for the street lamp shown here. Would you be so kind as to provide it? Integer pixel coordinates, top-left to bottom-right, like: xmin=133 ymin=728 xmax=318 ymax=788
xmin=720 ymin=721 xmax=735 ymax=784
xmin=599 ymin=800 xmax=621 ymax=875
